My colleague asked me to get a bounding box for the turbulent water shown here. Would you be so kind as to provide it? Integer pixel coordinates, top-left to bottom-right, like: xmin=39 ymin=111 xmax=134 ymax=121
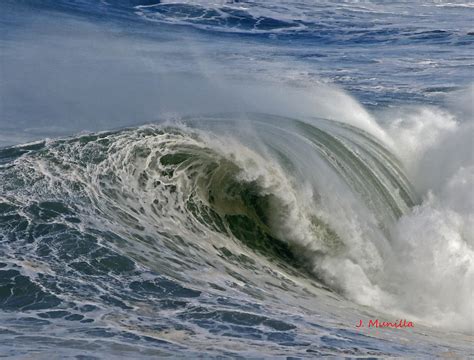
xmin=1 ymin=1 xmax=473 ymax=359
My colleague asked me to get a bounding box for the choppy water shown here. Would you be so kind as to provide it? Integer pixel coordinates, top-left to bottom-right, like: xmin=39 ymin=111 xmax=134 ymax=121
xmin=0 ymin=1 xmax=473 ymax=359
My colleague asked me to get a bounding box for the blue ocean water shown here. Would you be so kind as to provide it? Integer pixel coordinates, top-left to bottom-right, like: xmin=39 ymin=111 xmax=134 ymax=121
xmin=0 ymin=1 xmax=473 ymax=359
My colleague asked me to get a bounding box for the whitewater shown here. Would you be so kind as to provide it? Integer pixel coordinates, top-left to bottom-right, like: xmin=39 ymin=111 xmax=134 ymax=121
xmin=0 ymin=1 xmax=473 ymax=358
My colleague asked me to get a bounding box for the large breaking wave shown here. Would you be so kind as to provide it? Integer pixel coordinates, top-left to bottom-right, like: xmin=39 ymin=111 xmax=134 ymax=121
xmin=1 ymin=104 xmax=472 ymax=341
xmin=2 ymin=0 xmax=473 ymax=358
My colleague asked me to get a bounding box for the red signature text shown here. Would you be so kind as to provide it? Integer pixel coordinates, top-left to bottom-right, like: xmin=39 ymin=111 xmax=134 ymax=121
xmin=356 ymin=319 xmax=414 ymax=329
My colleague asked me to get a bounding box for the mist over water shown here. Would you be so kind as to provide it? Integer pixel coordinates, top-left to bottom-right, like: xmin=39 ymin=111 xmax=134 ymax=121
xmin=0 ymin=0 xmax=473 ymax=358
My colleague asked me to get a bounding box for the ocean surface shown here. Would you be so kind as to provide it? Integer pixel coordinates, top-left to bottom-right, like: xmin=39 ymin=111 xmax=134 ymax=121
xmin=0 ymin=1 xmax=473 ymax=358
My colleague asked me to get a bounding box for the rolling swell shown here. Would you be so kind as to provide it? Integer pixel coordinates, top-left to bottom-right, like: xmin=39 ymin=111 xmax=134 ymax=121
xmin=0 ymin=114 xmax=418 ymax=356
